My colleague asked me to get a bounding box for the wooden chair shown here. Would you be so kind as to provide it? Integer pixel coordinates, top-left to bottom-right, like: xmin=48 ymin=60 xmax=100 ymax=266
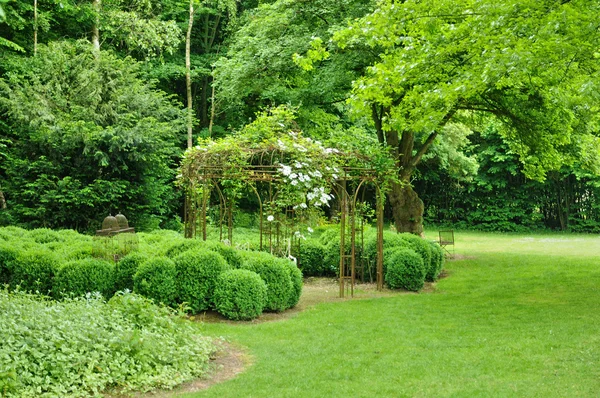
xmin=438 ymin=230 xmax=455 ymax=257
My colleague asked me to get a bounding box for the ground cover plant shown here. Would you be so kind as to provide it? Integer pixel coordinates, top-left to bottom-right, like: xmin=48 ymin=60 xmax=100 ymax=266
xmin=0 ymin=290 xmax=215 ymax=397
xmin=188 ymin=231 xmax=600 ymax=397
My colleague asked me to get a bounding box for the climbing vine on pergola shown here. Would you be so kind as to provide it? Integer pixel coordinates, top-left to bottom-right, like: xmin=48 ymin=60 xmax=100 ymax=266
xmin=178 ymin=111 xmax=396 ymax=295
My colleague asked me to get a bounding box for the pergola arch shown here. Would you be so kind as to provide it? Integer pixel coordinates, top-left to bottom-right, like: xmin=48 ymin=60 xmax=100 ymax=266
xmin=178 ymin=133 xmax=394 ymax=296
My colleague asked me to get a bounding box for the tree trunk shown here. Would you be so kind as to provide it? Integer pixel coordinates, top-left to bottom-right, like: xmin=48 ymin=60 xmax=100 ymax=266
xmin=0 ymin=188 xmax=6 ymax=209
xmin=92 ymin=0 xmax=101 ymax=52
xmin=185 ymin=0 xmax=194 ymax=149
xmin=388 ymin=180 xmax=424 ymax=235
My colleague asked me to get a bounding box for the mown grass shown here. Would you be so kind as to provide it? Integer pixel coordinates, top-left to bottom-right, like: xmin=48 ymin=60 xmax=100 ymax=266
xmin=190 ymin=231 xmax=600 ymax=397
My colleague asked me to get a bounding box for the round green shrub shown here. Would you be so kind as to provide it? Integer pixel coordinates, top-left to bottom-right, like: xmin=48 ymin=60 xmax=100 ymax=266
xmin=10 ymin=249 xmax=59 ymax=294
xmin=54 ymin=258 xmax=115 ymax=298
xmin=398 ymin=233 xmax=432 ymax=273
xmin=363 ymin=231 xmax=410 ymax=282
xmin=115 ymin=252 xmax=148 ymax=292
xmin=427 ymin=241 xmax=445 ymax=281
xmin=28 ymin=228 xmax=64 ymax=244
xmin=242 ymin=251 xmax=293 ymax=312
xmin=133 ymin=257 xmax=178 ymax=306
xmin=174 ymin=249 xmax=230 ymax=313
xmin=284 ymin=260 xmax=303 ymax=308
xmin=384 ymin=247 xmax=426 ymax=291
xmin=213 ymin=269 xmax=267 ymax=321
xmin=0 ymin=243 xmax=19 ymax=285
xmin=204 ymin=241 xmax=243 ymax=268
xmin=295 ymin=240 xmax=332 ymax=277
xmin=164 ymin=239 xmax=204 ymax=258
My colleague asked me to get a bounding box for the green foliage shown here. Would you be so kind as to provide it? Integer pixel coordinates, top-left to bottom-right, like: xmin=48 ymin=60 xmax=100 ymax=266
xmin=241 ymin=251 xmax=293 ymax=312
xmin=295 ymin=240 xmax=331 ymax=277
xmin=174 ymin=249 xmax=230 ymax=313
xmin=0 ymin=289 xmax=214 ymax=397
xmin=426 ymin=241 xmax=444 ymax=282
xmin=205 ymin=241 xmax=243 ymax=269
xmin=10 ymin=249 xmax=58 ymax=294
xmin=398 ymin=233 xmax=432 ymax=274
xmin=363 ymin=231 xmax=410 ymax=282
xmin=0 ymin=243 xmax=18 ymax=285
xmin=384 ymin=248 xmax=426 ymax=292
xmin=213 ymin=269 xmax=267 ymax=321
xmin=54 ymin=258 xmax=115 ymax=298
xmin=285 ymin=260 xmax=303 ymax=308
xmin=134 ymin=257 xmax=178 ymax=306
xmin=27 ymin=228 xmax=64 ymax=244
xmin=114 ymin=252 xmax=148 ymax=292
xmin=0 ymin=40 xmax=185 ymax=232
xmin=164 ymin=239 xmax=204 ymax=258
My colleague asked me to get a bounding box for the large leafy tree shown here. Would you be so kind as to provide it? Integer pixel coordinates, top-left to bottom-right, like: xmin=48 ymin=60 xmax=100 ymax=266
xmin=332 ymin=0 xmax=600 ymax=233
xmin=0 ymin=40 xmax=186 ymax=230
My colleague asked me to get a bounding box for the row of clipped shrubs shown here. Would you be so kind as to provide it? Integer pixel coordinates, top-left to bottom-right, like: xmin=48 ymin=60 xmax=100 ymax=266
xmin=293 ymin=227 xmax=444 ymax=291
xmin=0 ymin=227 xmax=302 ymax=321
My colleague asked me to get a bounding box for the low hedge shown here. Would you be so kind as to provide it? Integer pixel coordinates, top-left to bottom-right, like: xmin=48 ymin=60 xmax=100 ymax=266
xmin=398 ymin=233 xmax=433 ymax=273
xmin=164 ymin=239 xmax=204 ymax=258
xmin=54 ymin=258 xmax=115 ymax=298
xmin=134 ymin=257 xmax=178 ymax=307
xmin=294 ymin=240 xmax=332 ymax=277
xmin=204 ymin=242 xmax=243 ymax=269
xmin=213 ymin=269 xmax=267 ymax=320
xmin=174 ymin=249 xmax=230 ymax=313
xmin=241 ymin=251 xmax=294 ymax=312
xmin=0 ymin=243 xmax=19 ymax=285
xmin=384 ymin=247 xmax=426 ymax=291
xmin=426 ymin=240 xmax=445 ymax=281
xmin=114 ymin=252 xmax=148 ymax=292
xmin=10 ymin=249 xmax=58 ymax=294
xmin=285 ymin=260 xmax=303 ymax=308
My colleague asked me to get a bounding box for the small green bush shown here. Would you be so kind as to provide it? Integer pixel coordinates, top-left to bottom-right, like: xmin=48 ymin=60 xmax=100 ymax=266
xmin=174 ymin=249 xmax=230 ymax=313
xmin=10 ymin=249 xmax=58 ymax=294
xmin=54 ymin=258 xmax=115 ymax=298
xmin=426 ymin=240 xmax=445 ymax=281
xmin=28 ymin=228 xmax=64 ymax=244
xmin=134 ymin=257 xmax=178 ymax=306
xmin=205 ymin=241 xmax=243 ymax=268
xmin=0 ymin=243 xmax=19 ymax=285
xmin=213 ymin=269 xmax=267 ymax=320
xmin=114 ymin=252 xmax=148 ymax=292
xmin=385 ymin=248 xmax=426 ymax=291
xmin=285 ymin=260 xmax=303 ymax=308
xmin=242 ymin=251 xmax=293 ymax=312
xmin=398 ymin=233 xmax=432 ymax=272
xmin=295 ymin=240 xmax=332 ymax=277
xmin=164 ymin=239 xmax=204 ymax=258
xmin=363 ymin=231 xmax=410 ymax=282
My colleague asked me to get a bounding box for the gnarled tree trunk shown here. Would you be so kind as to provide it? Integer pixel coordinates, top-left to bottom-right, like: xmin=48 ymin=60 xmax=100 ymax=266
xmin=388 ymin=181 xmax=424 ymax=235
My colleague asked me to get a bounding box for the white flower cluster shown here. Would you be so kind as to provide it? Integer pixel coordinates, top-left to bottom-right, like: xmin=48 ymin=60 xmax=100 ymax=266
xmin=307 ymin=187 xmax=333 ymax=207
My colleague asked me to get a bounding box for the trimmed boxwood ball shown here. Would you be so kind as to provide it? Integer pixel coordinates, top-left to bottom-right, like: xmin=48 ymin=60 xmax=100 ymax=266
xmin=54 ymin=258 xmax=115 ymax=298
xmin=174 ymin=249 xmax=230 ymax=313
xmin=213 ymin=269 xmax=267 ymax=321
xmin=398 ymin=233 xmax=432 ymax=273
xmin=10 ymin=249 xmax=58 ymax=294
xmin=283 ymin=259 xmax=303 ymax=308
xmin=0 ymin=243 xmax=19 ymax=285
xmin=164 ymin=239 xmax=204 ymax=258
xmin=384 ymin=247 xmax=426 ymax=291
xmin=115 ymin=252 xmax=148 ymax=292
xmin=426 ymin=241 xmax=445 ymax=282
xmin=242 ymin=251 xmax=294 ymax=312
xmin=294 ymin=240 xmax=331 ymax=277
xmin=204 ymin=241 xmax=243 ymax=269
xmin=134 ymin=257 xmax=178 ymax=307
xmin=28 ymin=228 xmax=64 ymax=244
xmin=363 ymin=231 xmax=410 ymax=282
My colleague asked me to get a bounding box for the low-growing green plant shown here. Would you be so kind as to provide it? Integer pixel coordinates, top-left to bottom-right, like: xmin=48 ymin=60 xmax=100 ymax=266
xmin=0 ymin=243 xmax=19 ymax=285
xmin=426 ymin=240 xmax=444 ymax=281
xmin=10 ymin=249 xmax=58 ymax=294
xmin=363 ymin=231 xmax=410 ymax=282
xmin=398 ymin=233 xmax=433 ymax=272
xmin=164 ymin=239 xmax=204 ymax=258
xmin=213 ymin=269 xmax=267 ymax=320
xmin=285 ymin=260 xmax=303 ymax=308
xmin=134 ymin=257 xmax=178 ymax=307
xmin=242 ymin=251 xmax=294 ymax=312
xmin=384 ymin=247 xmax=426 ymax=291
xmin=54 ymin=258 xmax=115 ymax=298
xmin=205 ymin=241 xmax=243 ymax=268
xmin=28 ymin=228 xmax=64 ymax=244
xmin=114 ymin=252 xmax=148 ymax=292
xmin=295 ymin=240 xmax=332 ymax=277
xmin=174 ymin=249 xmax=230 ymax=313
xmin=0 ymin=289 xmax=214 ymax=397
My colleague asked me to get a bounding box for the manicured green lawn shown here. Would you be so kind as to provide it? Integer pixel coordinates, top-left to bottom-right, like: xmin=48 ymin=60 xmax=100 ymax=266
xmin=191 ymin=231 xmax=600 ymax=397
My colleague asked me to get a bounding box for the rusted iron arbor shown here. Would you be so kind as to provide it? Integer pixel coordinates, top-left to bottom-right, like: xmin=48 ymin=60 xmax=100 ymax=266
xmin=179 ymin=139 xmax=392 ymax=297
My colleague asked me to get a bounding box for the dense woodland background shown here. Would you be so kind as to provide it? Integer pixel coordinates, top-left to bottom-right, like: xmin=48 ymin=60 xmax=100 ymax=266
xmin=0 ymin=0 xmax=599 ymax=233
